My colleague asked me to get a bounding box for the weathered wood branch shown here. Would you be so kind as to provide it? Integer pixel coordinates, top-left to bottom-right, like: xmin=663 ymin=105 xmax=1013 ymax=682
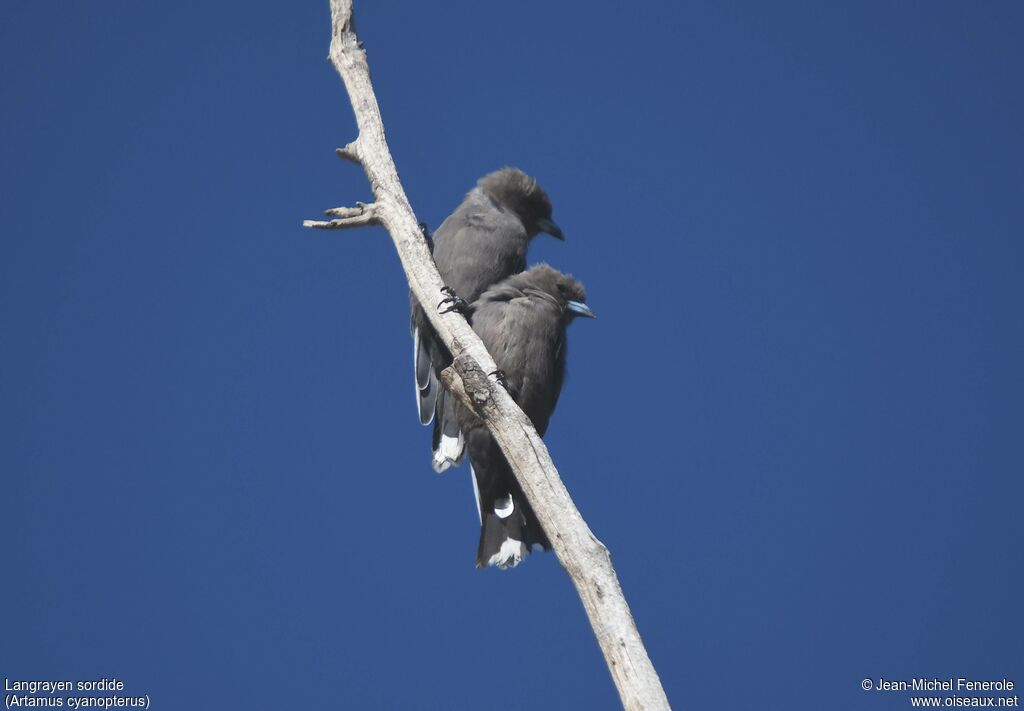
xmin=304 ymin=2 xmax=670 ymax=708
xmin=303 ymin=201 xmax=379 ymax=229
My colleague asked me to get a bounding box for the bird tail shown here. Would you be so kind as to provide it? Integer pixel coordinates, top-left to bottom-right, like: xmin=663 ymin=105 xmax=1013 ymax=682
xmin=431 ymin=390 xmax=465 ymax=472
xmin=473 ymin=467 xmax=550 ymax=570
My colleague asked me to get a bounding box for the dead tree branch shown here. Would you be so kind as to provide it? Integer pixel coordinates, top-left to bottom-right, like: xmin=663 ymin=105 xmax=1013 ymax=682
xmin=304 ymin=2 xmax=671 ymax=708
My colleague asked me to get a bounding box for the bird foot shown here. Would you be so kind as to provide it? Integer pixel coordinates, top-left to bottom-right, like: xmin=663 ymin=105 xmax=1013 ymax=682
xmin=437 ymin=287 xmax=470 ymax=315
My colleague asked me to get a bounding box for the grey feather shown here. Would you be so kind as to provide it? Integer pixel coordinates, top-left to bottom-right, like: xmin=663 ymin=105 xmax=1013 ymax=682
xmin=411 ymin=168 xmax=563 ymax=470
xmin=413 ymin=326 xmax=437 ymax=425
xmin=457 ymin=263 xmax=593 ymax=569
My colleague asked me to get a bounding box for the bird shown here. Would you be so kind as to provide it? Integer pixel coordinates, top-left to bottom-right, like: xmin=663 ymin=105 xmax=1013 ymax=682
xmin=456 ymin=263 xmax=595 ymax=569
xmin=412 ymin=168 xmax=564 ymax=474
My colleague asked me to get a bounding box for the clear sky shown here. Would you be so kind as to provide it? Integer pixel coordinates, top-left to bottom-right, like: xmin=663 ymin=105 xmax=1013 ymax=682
xmin=2 ymin=1 xmax=1021 ymax=709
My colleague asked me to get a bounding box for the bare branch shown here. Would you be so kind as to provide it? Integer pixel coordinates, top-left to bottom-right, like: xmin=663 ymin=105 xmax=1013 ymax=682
xmin=303 ymin=201 xmax=378 ymax=229
xmin=440 ymin=351 xmax=494 ymax=414
xmin=336 ymin=142 xmax=361 ymax=164
xmin=310 ymin=1 xmax=671 ymax=708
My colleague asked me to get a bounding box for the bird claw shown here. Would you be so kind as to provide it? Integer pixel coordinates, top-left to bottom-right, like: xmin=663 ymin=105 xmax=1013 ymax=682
xmin=437 ymin=287 xmax=470 ymax=315
xmin=489 ymin=370 xmax=508 ymax=389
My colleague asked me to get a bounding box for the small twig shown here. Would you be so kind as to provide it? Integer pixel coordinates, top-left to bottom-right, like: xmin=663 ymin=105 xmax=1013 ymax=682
xmin=336 ymin=142 xmax=361 ymax=164
xmin=303 ymin=201 xmax=379 ymax=229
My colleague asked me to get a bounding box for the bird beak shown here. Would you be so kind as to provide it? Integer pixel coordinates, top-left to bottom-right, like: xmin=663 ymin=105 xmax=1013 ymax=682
xmin=537 ymin=218 xmax=564 ymax=240
xmin=566 ymin=300 xmax=596 ymax=319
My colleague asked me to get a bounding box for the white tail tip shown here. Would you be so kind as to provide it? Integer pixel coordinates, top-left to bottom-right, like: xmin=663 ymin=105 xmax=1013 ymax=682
xmin=486 ymin=537 xmax=528 ymax=570
xmin=432 ymin=432 xmax=463 ymax=473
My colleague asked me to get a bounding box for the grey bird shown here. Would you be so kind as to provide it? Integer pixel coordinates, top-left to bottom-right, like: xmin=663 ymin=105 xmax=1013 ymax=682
xmin=412 ymin=168 xmax=564 ymax=473
xmin=457 ymin=263 xmax=595 ymax=569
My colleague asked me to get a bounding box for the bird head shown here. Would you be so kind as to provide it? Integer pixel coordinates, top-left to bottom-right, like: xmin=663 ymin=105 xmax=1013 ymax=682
xmin=520 ymin=264 xmax=596 ymax=322
xmin=478 ymin=167 xmax=564 ymax=240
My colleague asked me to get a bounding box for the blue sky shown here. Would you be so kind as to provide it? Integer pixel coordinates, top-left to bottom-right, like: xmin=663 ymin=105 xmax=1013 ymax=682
xmin=2 ymin=1 xmax=1021 ymax=709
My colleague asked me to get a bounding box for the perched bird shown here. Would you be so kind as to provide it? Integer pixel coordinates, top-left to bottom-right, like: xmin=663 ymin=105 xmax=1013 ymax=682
xmin=412 ymin=168 xmax=563 ymax=473
xmin=457 ymin=263 xmax=595 ymax=569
